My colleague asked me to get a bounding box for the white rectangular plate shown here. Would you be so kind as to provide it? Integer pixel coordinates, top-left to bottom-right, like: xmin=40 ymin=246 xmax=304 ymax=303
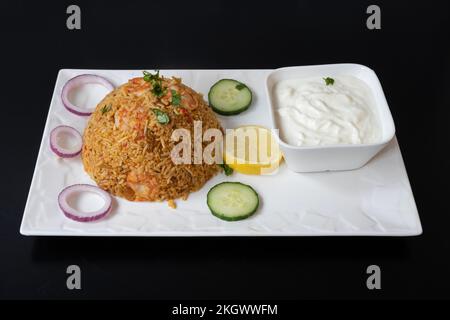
xmin=20 ymin=69 xmax=422 ymax=236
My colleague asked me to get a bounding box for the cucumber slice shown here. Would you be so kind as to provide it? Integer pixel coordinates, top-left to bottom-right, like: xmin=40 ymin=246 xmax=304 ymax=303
xmin=207 ymin=182 xmax=259 ymax=221
xmin=208 ymin=79 xmax=252 ymax=115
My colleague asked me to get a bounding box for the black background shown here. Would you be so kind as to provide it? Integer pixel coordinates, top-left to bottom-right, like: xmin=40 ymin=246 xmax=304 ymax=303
xmin=0 ymin=0 xmax=449 ymax=299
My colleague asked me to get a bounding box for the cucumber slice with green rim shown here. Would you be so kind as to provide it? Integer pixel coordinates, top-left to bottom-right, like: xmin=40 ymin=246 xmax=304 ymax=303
xmin=208 ymin=79 xmax=252 ymax=115
xmin=207 ymin=182 xmax=259 ymax=221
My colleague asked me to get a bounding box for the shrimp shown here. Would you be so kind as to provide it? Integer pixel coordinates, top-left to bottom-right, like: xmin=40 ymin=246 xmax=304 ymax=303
xmin=127 ymin=170 xmax=160 ymax=201
xmin=126 ymin=77 xmax=150 ymax=96
xmin=162 ymin=83 xmax=199 ymax=110
xmin=180 ymin=91 xmax=199 ymax=110
xmin=114 ymin=105 xmax=148 ymax=139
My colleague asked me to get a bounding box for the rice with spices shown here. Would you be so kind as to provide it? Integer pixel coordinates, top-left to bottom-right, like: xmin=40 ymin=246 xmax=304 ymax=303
xmin=82 ymin=74 xmax=222 ymax=204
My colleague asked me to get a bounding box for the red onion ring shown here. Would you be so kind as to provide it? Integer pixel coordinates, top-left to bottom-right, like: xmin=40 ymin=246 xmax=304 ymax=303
xmin=61 ymin=74 xmax=115 ymax=116
xmin=58 ymin=184 xmax=112 ymax=222
xmin=49 ymin=125 xmax=83 ymax=158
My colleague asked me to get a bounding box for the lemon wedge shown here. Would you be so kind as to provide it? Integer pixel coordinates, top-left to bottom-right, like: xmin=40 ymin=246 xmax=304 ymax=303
xmin=224 ymin=126 xmax=283 ymax=175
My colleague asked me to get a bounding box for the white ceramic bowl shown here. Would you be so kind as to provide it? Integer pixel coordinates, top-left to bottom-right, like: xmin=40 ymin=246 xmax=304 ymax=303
xmin=265 ymin=64 xmax=396 ymax=172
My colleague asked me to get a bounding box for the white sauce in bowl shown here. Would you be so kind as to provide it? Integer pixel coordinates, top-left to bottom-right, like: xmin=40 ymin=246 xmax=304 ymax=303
xmin=273 ymin=76 xmax=381 ymax=146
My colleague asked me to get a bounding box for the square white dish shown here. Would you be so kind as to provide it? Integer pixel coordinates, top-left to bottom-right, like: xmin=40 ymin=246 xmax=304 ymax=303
xmin=20 ymin=69 xmax=422 ymax=236
xmin=266 ymin=64 xmax=396 ymax=172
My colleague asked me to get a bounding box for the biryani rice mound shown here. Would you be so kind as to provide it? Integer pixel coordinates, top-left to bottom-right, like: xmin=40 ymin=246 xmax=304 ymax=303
xmin=82 ymin=75 xmax=222 ymax=203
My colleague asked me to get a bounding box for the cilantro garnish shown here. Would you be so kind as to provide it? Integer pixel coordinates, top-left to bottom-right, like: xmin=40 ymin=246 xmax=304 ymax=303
xmin=171 ymin=89 xmax=181 ymax=106
xmin=235 ymin=83 xmax=246 ymax=90
xmin=323 ymin=77 xmax=335 ymax=86
xmin=218 ymin=163 xmax=233 ymax=176
xmin=101 ymin=104 xmax=112 ymax=115
xmin=152 ymin=108 xmax=170 ymax=124
xmin=143 ymin=70 xmax=167 ymax=98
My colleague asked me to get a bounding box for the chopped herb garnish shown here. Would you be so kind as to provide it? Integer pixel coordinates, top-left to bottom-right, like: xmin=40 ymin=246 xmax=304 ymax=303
xmin=143 ymin=70 xmax=167 ymax=98
xmin=152 ymin=108 xmax=170 ymax=124
xmin=151 ymin=82 xmax=166 ymax=98
xmin=323 ymin=77 xmax=335 ymax=86
xmin=235 ymin=83 xmax=246 ymax=90
xmin=101 ymin=104 xmax=112 ymax=115
xmin=218 ymin=163 xmax=233 ymax=176
xmin=143 ymin=70 xmax=160 ymax=82
xmin=171 ymin=89 xmax=181 ymax=106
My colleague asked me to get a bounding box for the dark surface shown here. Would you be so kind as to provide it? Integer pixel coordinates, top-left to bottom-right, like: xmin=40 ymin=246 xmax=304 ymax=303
xmin=0 ymin=0 xmax=449 ymax=299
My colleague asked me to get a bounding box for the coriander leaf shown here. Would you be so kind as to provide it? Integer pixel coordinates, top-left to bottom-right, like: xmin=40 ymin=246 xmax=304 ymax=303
xmin=218 ymin=163 xmax=233 ymax=176
xmin=171 ymin=89 xmax=181 ymax=106
xmin=235 ymin=83 xmax=246 ymax=90
xmin=323 ymin=77 xmax=335 ymax=86
xmin=152 ymin=108 xmax=170 ymax=124
xmin=101 ymin=104 xmax=112 ymax=115
xmin=143 ymin=70 xmax=160 ymax=82
xmin=143 ymin=70 xmax=167 ymax=97
xmin=151 ymin=82 xmax=166 ymax=97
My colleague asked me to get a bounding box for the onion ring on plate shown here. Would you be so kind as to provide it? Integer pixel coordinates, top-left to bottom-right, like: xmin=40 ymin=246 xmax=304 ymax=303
xmin=49 ymin=125 xmax=83 ymax=158
xmin=58 ymin=184 xmax=112 ymax=222
xmin=61 ymin=74 xmax=115 ymax=116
